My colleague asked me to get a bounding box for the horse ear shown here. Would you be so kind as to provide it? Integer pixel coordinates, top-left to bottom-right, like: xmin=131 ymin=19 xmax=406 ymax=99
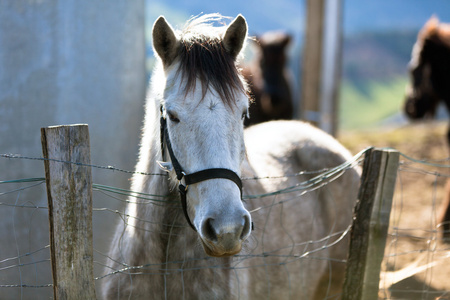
xmin=152 ymin=16 xmax=178 ymax=67
xmin=420 ymin=15 xmax=439 ymax=40
xmin=281 ymin=34 xmax=292 ymax=48
xmin=223 ymin=14 xmax=248 ymax=59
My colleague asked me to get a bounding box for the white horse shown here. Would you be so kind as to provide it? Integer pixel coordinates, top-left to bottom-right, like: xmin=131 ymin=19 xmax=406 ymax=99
xmin=102 ymin=14 xmax=361 ymax=299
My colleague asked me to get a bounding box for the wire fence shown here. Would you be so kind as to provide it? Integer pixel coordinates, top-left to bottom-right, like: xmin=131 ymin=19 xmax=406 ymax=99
xmin=379 ymin=153 xmax=450 ymax=299
xmin=0 ymin=176 xmax=52 ymax=299
xmin=1 ymin=149 xmax=450 ymax=299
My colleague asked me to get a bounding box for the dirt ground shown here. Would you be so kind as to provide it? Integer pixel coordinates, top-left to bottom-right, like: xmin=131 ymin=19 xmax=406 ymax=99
xmin=339 ymin=121 xmax=450 ymax=299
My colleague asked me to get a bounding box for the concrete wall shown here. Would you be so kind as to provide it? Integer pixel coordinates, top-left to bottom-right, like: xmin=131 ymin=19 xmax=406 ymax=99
xmin=0 ymin=1 xmax=146 ymax=298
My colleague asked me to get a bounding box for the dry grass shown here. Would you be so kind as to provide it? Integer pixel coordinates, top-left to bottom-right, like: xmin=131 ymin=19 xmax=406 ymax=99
xmin=339 ymin=121 xmax=449 ymax=159
xmin=339 ymin=121 xmax=450 ymax=299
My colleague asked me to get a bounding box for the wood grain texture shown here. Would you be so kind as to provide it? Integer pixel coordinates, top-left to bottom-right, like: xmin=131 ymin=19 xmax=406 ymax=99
xmin=342 ymin=148 xmax=399 ymax=300
xmin=41 ymin=124 xmax=96 ymax=300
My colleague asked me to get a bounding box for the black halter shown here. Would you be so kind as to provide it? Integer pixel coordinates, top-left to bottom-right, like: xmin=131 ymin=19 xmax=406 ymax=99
xmin=160 ymin=112 xmax=243 ymax=232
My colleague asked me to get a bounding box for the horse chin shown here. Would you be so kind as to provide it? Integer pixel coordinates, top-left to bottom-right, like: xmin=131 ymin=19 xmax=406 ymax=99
xmin=200 ymin=239 xmax=242 ymax=258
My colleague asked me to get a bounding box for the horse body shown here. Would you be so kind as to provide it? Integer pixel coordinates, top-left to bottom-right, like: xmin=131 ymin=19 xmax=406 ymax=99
xmin=404 ymin=16 xmax=450 ymax=240
xmin=103 ymin=14 xmax=360 ymax=299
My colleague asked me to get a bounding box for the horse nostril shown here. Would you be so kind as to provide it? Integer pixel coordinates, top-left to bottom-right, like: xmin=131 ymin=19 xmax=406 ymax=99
xmin=240 ymin=214 xmax=251 ymax=240
xmin=202 ymin=213 xmax=251 ymax=244
xmin=202 ymin=218 xmax=218 ymax=242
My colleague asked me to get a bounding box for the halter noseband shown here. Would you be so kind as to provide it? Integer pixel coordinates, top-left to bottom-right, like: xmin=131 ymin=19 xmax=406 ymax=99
xmin=160 ymin=110 xmax=243 ymax=232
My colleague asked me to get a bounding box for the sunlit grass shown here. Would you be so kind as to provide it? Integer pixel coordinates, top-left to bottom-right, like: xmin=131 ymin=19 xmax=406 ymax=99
xmin=339 ymin=77 xmax=408 ymax=130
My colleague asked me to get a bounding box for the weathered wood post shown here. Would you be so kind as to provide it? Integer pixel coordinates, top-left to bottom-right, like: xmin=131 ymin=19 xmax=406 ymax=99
xmin=342 ymin=148 xmax=399 ymax=299
xmin=300 ymin=0 xmax=324 ymax=127
xmin=300 ymin=0 xmax=342 ymax=136
xmin=41 ymin=124 xmax=96 ymax=300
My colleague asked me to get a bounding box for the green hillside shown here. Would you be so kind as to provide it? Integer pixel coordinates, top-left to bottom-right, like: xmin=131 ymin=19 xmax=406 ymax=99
xmin=338 ymin=77 xmax=408 ymax=130
xmin=338 ymin=29 xmax=416 ymax=130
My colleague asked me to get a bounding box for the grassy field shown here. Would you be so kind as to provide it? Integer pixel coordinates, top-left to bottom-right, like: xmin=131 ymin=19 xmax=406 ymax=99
xmin=338 ymin=77 xmax=408 ymax=130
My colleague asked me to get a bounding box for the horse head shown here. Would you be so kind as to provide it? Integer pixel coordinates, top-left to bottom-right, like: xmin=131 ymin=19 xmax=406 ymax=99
xmin=257 ymin=31 xmax=291 ymax=79
xmin=152 ymin=15 xmax=252 ymax=257
xmin=404 ymin=17 xmax=446 ymax=120
xmin=257 ymin=32 xmax=292 ymax=116
xmin=404 ymin=60 xmax=439 ymax=119
xmin=244 ymin=31 xmax=293 ymax=125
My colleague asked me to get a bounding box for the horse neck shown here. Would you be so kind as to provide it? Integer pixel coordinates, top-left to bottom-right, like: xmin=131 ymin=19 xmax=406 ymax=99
xmin=424 ymin=38 xmax=450 ymax=100
xmin=126 ymin=96 xmax=235 ymax=297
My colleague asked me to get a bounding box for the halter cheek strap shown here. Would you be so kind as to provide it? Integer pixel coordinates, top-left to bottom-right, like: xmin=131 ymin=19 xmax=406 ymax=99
xmin=160 ymin=114 xmax=244 ymax=232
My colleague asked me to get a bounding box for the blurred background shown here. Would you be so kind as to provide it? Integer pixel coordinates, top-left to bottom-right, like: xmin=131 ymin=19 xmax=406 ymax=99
xmin=146 ymin=0 xmax=450 ymax=131
xmin=2 ymin=0 xmax=450 ymax=298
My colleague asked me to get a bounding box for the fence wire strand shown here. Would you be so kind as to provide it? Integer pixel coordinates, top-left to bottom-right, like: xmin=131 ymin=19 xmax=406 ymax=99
xmin=3 ymin=148 xmax=450 ymax=299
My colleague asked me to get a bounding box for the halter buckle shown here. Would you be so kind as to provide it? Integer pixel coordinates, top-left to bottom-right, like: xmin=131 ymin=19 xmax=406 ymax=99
xmin=179 ymin=182 xmax=188 ymax=192
xmin=179 ymin=172 xmax=188 ymax=191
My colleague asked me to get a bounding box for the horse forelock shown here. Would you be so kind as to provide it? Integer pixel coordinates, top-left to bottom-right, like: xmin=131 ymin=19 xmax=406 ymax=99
xmin=174 ymin=15 xmax=248 ymax=107
xmin=419 ymin=16 xmax=450 ymax=49
xmin=410 ymin=17 xmax=450 ymax=71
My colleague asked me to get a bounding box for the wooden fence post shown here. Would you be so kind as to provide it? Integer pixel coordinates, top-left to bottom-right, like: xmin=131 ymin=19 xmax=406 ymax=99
xmin=41 ymin=124 xmax=97 ymax=300
xmin=300 ymin=0 xmax=324 ymax=127
xmin=342 ymin=148 xmax=399 ymax=300
xmin=300 ymin=0 xmax=342 ymax=136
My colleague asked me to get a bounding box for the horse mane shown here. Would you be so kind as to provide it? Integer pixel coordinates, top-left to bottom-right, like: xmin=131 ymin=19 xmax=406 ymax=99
xmin=419 ymin=16 xmax=450 ymax=49
xmin=175 ymin=14 xmax=248 ymax=107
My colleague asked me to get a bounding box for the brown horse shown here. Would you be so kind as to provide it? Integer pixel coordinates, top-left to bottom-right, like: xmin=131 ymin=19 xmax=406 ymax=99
xmin=243 ymin=31 xmax=294 ymax=126
xmin=404 ymin=16 xmax=450 ymax=241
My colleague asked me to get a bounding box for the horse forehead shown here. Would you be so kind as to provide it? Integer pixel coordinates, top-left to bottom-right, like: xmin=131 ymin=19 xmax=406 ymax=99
xmin=164 ymin=76 xmax=246 ymax=113
xmin=164 ymin=84 xmax=224 ymax=111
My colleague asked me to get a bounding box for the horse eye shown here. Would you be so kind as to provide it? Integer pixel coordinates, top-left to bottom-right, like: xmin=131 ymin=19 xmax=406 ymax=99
xmin=167 ymin=111 xmax=180 ymax=123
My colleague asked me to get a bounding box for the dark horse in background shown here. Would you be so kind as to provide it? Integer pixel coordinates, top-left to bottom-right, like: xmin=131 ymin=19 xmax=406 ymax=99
xmin=404 ymin=16 xmax=450 ymax=241
xmin=243 ymin=31 xmax=293 ymax=126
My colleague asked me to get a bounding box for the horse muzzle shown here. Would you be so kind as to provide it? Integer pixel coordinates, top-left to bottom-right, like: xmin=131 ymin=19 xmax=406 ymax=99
xmin=199 ymin=210 xmax=252 ymax=257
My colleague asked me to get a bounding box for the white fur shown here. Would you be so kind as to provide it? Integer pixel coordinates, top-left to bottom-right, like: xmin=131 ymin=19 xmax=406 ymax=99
xmin=162 ymin=64 xmax=251 ymax=248
xmin=102 ymin=15 xmax=361 ymax=299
